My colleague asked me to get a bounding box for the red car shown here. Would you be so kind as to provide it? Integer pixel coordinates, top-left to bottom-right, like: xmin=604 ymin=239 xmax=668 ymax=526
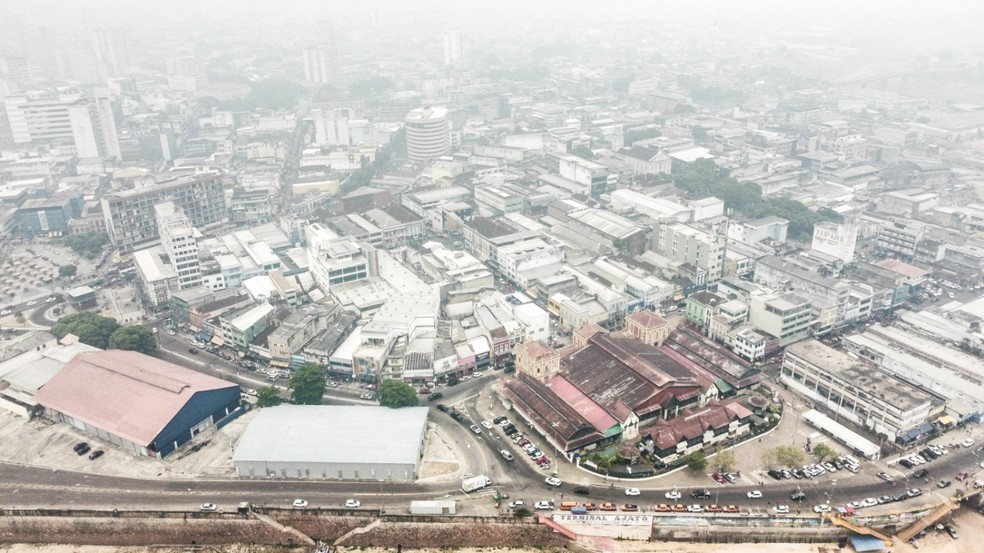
xmin=600 ymin=503 xmax=617 ymax=511
xmin=621 ymin=504 xmax=639 ymax=512
xmin=712 ymin=472 xmax=727 ymax=484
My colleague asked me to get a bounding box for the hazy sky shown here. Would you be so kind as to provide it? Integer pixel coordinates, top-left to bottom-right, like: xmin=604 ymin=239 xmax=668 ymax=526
xmin=2 ymin=0 xmax=983 ymax=64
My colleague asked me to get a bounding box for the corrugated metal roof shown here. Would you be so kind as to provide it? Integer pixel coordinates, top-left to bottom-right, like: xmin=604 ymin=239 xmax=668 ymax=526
xmin=233 ymin=405 xmax=428 ymax=465
xmin=34 ymin=350 xmax=237 ymax=446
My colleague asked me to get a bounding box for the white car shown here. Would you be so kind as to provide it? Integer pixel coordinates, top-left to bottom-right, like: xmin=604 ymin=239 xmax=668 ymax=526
xmin=200 ymin=502 xmax=218 ymax=512
xmin=473 ymin=372 xmax=483 ymax=378
xmin=686 ymin=504 xmax=703 ymax=513
xmin=860 ymin=497 xmax=878 ymax=508
xmin=45 ymin=296 xmax=56 ymax=303
xmin=345 ymin=499 xmax=361 ymax=509
xmin=624 ymin=488 xmax=641 ymax=496
xmin=246 ymin=389 xmax=258 ymax=396
xmin=746 ymin=490 xmax=763 ymax=499
xmin=166 ymin=329 xmax=176 ymax=336
xmin=773 ymin=505 xmax=790 ymax=514
xmin=813 ymin=504 xmax=831 ymax=514
xmin=469 ymin=424 xmax=482 ymax=434
xmin=545 ymin=476 xmax=562 ymax=487
xmin=509 ymin=500 xmax=525 ymax=509
xmin=665 ymin=490 xmax=682 ymax=500
xmin=534 ymin=500 xmax=554 ymax=510
xmin=962 ymin=438 xmax=975 ymax=448
xmin=292 ymin=499 xmax=309 ymax=508
xmin=481 ymin=420 xmax=494 ymax=429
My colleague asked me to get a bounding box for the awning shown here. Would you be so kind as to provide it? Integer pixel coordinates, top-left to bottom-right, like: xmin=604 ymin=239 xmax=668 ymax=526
xmin=938 ymin=415 xmax=954 ymax=426
xmin=849 ymin=535 xmax=887 ymax=552
xmin=189 ymin=326 xmax=199 ymax=333
xmin=270 ymin=360 xmax=290 ymax=368
xmin=714 ymin=378 xmax=735 ymax=395
xmin=210 ymin=336 xmax=225 ymax=346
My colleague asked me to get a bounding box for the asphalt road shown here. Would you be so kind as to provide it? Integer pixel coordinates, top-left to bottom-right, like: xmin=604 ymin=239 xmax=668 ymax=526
xmin=7 ymin=318 xmax=982 ymax=515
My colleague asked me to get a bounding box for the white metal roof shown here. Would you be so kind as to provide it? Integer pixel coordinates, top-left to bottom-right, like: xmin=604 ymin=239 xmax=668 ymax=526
xmin=233 ymin=405 xmax=429 ymax=465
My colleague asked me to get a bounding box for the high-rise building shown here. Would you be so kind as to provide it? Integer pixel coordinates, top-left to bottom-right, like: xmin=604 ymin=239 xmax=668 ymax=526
xmin=405 ymin=106 xmax=451 ymax=163
xmin=443 ymin=30 xmax=462 ymax=66
xmin=2 ymin=91 xmax=120 ymax=158
xmin=101 ymin=174 xmax=227 ymax=252
xmin=155 ymin=202 xmax=202 ymax=290
xmin=165 ymin=56 xmax=208 ymax=90
xmin=57 ymin=38 xmax=102 ymax=84
xmin=92 ymin=29 xmax=134 ymax=78
xmin=302 ymin=46 xmax=326 ymax=83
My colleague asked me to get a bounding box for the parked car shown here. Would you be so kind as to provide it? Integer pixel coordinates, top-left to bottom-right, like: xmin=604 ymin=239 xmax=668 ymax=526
xmin=534 ymin=501 xmax=554 ymax=510
xmin=88 ymin=449 xmax=104 ymax=460
xmin=938 ymin=479 xmax=952 ymax=489
xmin=545 ymin=476 xmax=562 ymax=487
xmin=877 ymin=472 xmax=894 ymax=482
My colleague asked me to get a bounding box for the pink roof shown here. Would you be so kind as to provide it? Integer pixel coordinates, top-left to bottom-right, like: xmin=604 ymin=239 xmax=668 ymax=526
xmin=34 ymin=350 xmax=237 ymax=446
xmin=547 ymin=374 xmax=619 ymax=431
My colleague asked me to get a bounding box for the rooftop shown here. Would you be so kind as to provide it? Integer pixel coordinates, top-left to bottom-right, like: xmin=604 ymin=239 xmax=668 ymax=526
xmin=233 ymin=405 xmax=429 ymax=465
xmin=33 ymin=350 xmax=237 ymax=446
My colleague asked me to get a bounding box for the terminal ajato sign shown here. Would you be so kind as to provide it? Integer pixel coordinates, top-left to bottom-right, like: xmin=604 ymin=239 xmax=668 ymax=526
xmin=553 ymin=513 xmax=653 ymax=526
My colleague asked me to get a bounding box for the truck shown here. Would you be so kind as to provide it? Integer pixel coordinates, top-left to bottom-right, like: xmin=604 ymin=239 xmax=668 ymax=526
xmin=461 ymin=475 xmax=492 ymax=493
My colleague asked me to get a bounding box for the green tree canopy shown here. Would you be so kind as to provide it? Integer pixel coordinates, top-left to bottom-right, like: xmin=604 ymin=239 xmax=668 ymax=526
xmin=287 ymin=364 xmax=326 ymax=405
xmin=571 ymin=145 xmax=595 ymax=160
xmin=762 ymin=444 xmax=807 ymax=468
xmin=673 ymin=158 xmax=841 ymax=241
xmin=713 ymin=450 xmax=738 ymax=473
xmin=51 ymin=312 xmax=120 ymax=349
xmin=684 ymin=451 xmax=708 ymax=473
xmin=58 ymin=264 xmax=77 ymax=277
xmin=63 ymin=232 xmax=110 ymax=259
xmin=812 ymin=443 xmax=837 ymax=463
xmin=108 ymin=325 xmax=156 ymax=353
xmin=377 ymin=379 xmax=419 ymax=408
xmin=256 ymin=386 xmax=283 ymax=408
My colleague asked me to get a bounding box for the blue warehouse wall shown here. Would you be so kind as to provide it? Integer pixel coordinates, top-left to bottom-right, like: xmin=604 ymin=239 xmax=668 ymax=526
xmin=152 ymin=386 xmax=242 ymax=457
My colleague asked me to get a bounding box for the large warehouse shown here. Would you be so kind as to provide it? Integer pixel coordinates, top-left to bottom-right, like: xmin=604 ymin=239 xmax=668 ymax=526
xmin=233 ymin=405 xmax=429 ymax=481
xmin=34 ymin=350 xmax=243 ymax=458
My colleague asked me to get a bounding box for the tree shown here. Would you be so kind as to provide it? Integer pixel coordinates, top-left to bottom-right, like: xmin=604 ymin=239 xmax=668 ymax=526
xmin=64 ymin=232 xmax=110 ymax=259
xmin=256 ymin=386 xmax=283 ymax=408
xmin=763 ymin=445 xmax=807 ymax=468
xmin=713 ymin=450 xmax=738 ymax=473
xmin=377 ymin=379 xmax=419 ymax=408
xmin=51 ymin=312 xmax=120 ymax=349
xmin=513 ymin=507 xmax=532 ymax=518
xmin=692 ymin=126 xmax=709 ymax=143
xmin=684 ymin=451 xmax=708 ymax=473
xmin=108 ymin=325 xmax=157 ymax=353
xmin=571 ymin=145 xmax=596 ymax=160
xmin=58 ymin=265 xmax=77 ymax=277
xmin=287 ymin=364 xmax=326 ymax=405
xmin=812 ymin=443 xmax=837 ymax=463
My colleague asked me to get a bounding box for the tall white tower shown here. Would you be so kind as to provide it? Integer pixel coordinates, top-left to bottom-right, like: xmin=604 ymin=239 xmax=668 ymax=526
xmin=443 ymin=30 xmax=462 ymax=66
xmin=405 ymin=107 xmax=451 ymax=163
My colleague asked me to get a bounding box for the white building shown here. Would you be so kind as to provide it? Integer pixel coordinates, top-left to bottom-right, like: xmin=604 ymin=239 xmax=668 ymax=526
xmin=233 ymin=405 xmax=429 ymax=481
xmin=155 ymin=202 xmax=201 ymax=291
xmin=443 ymin=30 xmax=463 ymax=65
xmin=406 ymin=107 xmax=451 ymax=163
xmin=811 ymin=215 xmax=859 ymax=264
xmin=3 ymin=91 xmax=120 ymax=158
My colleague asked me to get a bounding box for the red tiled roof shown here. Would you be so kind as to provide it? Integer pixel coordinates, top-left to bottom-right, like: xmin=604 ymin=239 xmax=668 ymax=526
xmin=34 ymin=350 xmax=237 ymax=446
xmin=547 ymin=375 xmax=619 ymax=433
xmin=502 ymin=373 xmax=605 ymax=452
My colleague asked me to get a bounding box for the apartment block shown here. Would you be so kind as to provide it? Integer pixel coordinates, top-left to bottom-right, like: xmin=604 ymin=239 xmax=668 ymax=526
xmin=101 ymin=174 xmax=227 ymax=252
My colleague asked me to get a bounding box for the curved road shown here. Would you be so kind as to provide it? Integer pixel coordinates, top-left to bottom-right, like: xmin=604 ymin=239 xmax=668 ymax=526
xmin=4 ymin=326 xmax=981 ymax=517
